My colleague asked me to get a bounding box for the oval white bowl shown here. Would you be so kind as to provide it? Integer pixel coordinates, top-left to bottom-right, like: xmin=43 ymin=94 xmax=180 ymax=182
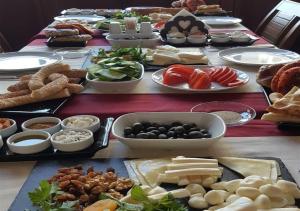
xmin=211 ymin=35 xmax=231 ymax=43
xmin=22 ymin=117 xmax=62 ymax=135
xmin=167 ymin=36 xmax=187 ymax=44
xmin=61 ymin=115 xmax=100 ymax=133
xmin=112 ymin=112 xmax=226 ymax=149
xmin=7 ymin=130 xmax=51 ymax=154
xmin=0 ymin=119 xmax=17 ymax=138
xmin=86 ymin=63 xmax=144 ymax=90
xmin=187 ymin=35 xmax=207 ymax=44
xmin=51 ymin=129 xmax=94 ymax=152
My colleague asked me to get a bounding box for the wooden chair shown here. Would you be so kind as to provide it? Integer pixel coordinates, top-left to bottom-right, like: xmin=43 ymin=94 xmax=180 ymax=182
xmin=255 ymin=0 xmax=300 ymax=50
xmin=0 ymin=32 xmax=12 ymax=52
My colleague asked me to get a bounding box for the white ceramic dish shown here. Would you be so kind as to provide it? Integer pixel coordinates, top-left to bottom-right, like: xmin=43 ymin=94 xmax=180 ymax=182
xmin=0 ymin=119 xmax=17 ymax=138
xmin=6 ymin=131 xmax=51 ymax=154
xmin=152 ymin=66 xmax=249 ymax=92
xmin=167 ymin=36 xmax=187 ymax=44
xmin=106 ymin=33 xmax=161 ymax=48
xmin=219 ymin=47 xmax=300 ymax=66
xmin=187 ymin=35 xmax=207 ymax=44
xmin=61 ymin=115 xmax=100 ymax=133
xmin=199 ymin=16 xmax=242 ymax=26
xmin=54 ymin=15 xmax=105 ymax=23
xmin=51 ymin=129 xmax=94 ymax=152
xmin=0 ymin=52 xmax=62 ymax=72
xmin=86 ymin=63 xmax=144 ymax=90
xmin=191 ymin=101 xmax=256 ymax=126
xmin=112 ymin=112 xmax=226 ymax=148
xmin=22 ymin=117 xmax=62 ymax=135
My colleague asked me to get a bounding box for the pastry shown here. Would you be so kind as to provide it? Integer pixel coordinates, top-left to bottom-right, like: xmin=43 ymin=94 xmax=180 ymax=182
xmin=0 ymin=89 xmax=31 ymax=99
xmin=7 ymin=80 xmax=29 ymax=92
xmin=28 ymin=63 xmax=70 ymax=91
xmin=44 ymin=28 xmax=80 ymax=37
xmin=51 ymin=34 xmax=92 ymax=42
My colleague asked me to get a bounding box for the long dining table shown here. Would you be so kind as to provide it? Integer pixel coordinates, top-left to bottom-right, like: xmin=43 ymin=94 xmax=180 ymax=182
xmin=0 ymin=21 xmax=300 ymax=211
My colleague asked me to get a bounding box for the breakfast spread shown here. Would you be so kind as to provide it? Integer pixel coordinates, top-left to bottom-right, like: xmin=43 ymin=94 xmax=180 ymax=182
xmin=0 ymin=63 xmax=86 ymax=110
xmin=124 ymin=121 xmax=212 ymax=139
xmin=0 ymin=118 xmax=12 ymax=129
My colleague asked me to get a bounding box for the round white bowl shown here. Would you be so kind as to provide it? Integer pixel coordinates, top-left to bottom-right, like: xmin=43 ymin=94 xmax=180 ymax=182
xmin=112 ymin=112 xmax=226 ymax=149
xmin=61 ymin=115 xmax=100 ymax=133
xmin=6 ymin=130 xmax=51 ymax=154
xmin=0 ymin=135 xmax=3 ymax=149
xmin=167 ymin=36 xmax=187 ymax=44
xmin=86 ymin=63 xmax=144 ymax=91
xmin=51 ymin=129 xmax=94 ymax=152
xmin=187 ymin=35 xmax=207 ymax=44
xmin=0 ymin=119 xmax=17 ymax=138
xmin=22 ymin=117 xmax=62 ymax=135
xmin=210 ymin=33 xmax=230 ymax=43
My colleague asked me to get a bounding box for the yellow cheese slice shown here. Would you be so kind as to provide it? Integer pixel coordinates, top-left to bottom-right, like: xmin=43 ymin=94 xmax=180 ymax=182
xmin=218 ymin=157 xmax=278 ymax=179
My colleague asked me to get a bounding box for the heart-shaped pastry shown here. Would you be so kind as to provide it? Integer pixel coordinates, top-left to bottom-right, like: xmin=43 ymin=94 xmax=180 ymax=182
xmin=179 ymin=20 xmax=191 ymax=30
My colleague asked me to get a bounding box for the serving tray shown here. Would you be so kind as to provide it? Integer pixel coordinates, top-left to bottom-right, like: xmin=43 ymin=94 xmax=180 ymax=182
xmin=8 ymin=157 xmax=299 ymax=211
xmin=262 ymin=86 xmax=300 ymax=130
xmin=0 ymin=117 xmax=113 ymax=162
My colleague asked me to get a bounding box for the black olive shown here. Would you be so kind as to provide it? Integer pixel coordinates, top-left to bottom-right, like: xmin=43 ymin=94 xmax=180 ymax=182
xmin=132 ymin=122 xmax=144 ymax=133
xmin=146 ymin=126 xmax=157 ymax=132
xmin=150 ymin=130 xmax=160 ymax=135
xmin=169 ymin=127 xmax=176 ymax=131
xmin=188 ymin=131 xmax=204 ymax=138
xmin=189 ymin=123 xmax=197 ymax=128
xmin=183 ymin=133 xmax=189 ymax=139
xmin=125 ymin=133 xmax=135 ymax=138
xmin=189 ymin=127 xmax=199 ymax=132
xmin=147 ymin=132 xmax=157 ymax=139
xmin=141 ymin=121 xmax=151 ymax=128
xmin=167 ymin=131 xmax=176 ymax=138
xmin=182 ymin=124 xmax=192 ymax=130
xmin=160 ymin=124 xmax=171 ymax=130
xmin=124 ymin=127 xmax=133 ymax=135
xmin=171 ymin=121 xmax=182 ymax=127
xmin=158 ymin=127 xmax=167 ymax=133
xmin=151 ymin=122 xmax=160 ymax=128
xmin=158 ymin=134 xmax=168 ymax=139
xmin=175 ymin=126 xmax=185 ymax=134
xmin=203 ymin=133 xmax=212 ymax=138
xmin=136 ymin=133 xmax=149 ymax=139
xmin=200 ymin=129 xmax=209 ymax=134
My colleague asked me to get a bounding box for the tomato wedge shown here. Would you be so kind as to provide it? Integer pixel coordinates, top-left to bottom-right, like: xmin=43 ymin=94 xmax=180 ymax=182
xmin=188 ymin=69 xmax=211 ymax=89
xmin=227 ymin=79 xmax=245 ymax=87
xmin=163 ymin=72 xmax=187 ymax=85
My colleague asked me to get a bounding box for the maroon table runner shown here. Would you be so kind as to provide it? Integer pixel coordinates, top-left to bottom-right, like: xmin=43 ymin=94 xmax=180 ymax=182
xmin=56 ymin=93 xmax=300 ymax=137
xmin=28 ymin=38 xmax=110 ymax=46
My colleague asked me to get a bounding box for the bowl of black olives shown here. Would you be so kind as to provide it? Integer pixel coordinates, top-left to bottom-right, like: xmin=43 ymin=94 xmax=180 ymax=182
xmin=112 ymin=112 xmax=226 ymax=148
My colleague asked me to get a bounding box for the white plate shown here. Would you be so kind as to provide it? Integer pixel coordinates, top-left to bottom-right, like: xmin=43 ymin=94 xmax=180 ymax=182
xmin=152 ymin=66 xmax=249 ymax=92
xmin=112 ymin=112 xmax=226 ymax=149
xmin=54 ymin=15 xmax=105 ymax=23
xmin=199 ymin=16 xmax=242 ymax=26
xmin=219 ymin=47 xmax=300 ymax=66
xmin=0 ymin=52 xmax=62 ymax=72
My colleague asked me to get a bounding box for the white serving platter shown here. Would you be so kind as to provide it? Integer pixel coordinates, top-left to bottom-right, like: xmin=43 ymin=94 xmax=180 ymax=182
xmin=219 ymin=47 xmax=300 ymax=66
xmin=199 ymin=16 xmax=242 ymax=26
xmin=152 ymin=66 xmax=249 ymax=92
xmin=0 ymin=52 xmax=62 ymax=72
xmin=54 ymin=15 xmax=105 ymax=23
xmin=112 ymin=112 xmax=226 ymax=148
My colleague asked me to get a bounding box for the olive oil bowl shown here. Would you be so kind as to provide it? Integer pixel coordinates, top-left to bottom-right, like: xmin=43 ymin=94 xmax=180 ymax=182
xmin=6 ymin=131 xmax=51 ymax=154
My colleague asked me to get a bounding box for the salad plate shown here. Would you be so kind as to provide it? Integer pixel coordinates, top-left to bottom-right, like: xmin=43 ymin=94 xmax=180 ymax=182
xmin=152 ymin=66 xmax=249 ymax=92
xmin=0 ymin=52 xmax=62 ymax=72
xmin=219 ymin=47 xmax=300 ymax=66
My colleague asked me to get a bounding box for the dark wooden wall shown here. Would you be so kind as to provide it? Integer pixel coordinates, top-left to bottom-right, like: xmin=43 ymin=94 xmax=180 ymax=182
xmin=0 ymin=0 xmax=299 ymax=50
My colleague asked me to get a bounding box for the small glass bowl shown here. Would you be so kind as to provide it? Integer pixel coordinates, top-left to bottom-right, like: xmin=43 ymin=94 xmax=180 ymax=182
xmin=191 ymin=101 xmax=256 ymax=127
xmin=54 ymin=48 xmax=90 ymax=59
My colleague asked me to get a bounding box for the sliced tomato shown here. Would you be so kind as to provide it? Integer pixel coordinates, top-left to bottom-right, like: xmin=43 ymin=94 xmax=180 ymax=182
xmin=153 ymin=21 xmax=165 ymax=30
xmin=219 ymin=73 xmax=238 ymax=86
xmin=189 ymin=69 xmax=211 ymax=89
xmin=217 ymin=69 xmax=236 ymax=83
xmin=211 ymin=67 xmax=228 ymax=80
xmin=163 ymin=72 xmax=187 ymax=85
xmin=227 ymin=79 xmax=245 ymax=87
xmin=164 ymin=65 xmax=194 ymax=80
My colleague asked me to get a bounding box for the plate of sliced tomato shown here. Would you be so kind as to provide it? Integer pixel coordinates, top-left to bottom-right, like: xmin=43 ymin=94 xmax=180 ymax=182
xmin=152 ymin=64 xmax=249 ymax=92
